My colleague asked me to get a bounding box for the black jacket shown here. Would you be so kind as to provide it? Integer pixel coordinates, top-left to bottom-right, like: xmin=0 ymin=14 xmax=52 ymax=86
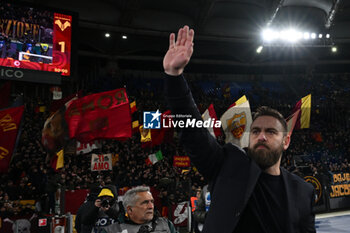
xmin=75 ymin=187 xmax=101 ymax=233
xmin=80 ymin=185 xmax=119 ymax=233
xmin=164 ymin=74 xmax=316 ymax=233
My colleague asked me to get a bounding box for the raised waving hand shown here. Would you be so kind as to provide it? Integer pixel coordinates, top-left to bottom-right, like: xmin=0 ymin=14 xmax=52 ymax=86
xmin=163 ymin=25 xmax=194 ymax=76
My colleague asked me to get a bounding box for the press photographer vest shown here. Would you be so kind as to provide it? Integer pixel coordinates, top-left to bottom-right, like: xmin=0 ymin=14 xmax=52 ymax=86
xmin=98 ymin=217 xmax=172 ymax=233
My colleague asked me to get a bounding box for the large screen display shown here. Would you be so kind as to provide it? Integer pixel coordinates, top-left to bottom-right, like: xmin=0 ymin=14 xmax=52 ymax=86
xmin=0 ymin=1 xmax=73 ymax=76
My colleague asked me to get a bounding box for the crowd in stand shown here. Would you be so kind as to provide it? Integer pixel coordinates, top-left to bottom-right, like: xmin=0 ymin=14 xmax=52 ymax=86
xmin=0 ymin=72 xmax=350 ymax=218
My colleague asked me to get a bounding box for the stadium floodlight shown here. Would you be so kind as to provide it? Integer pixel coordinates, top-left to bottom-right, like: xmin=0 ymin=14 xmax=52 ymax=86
xmin=122 ymin=35 xmax=128 ymax=39
xmin=105 ymin=33 xmax=110 ymax=38
xmin=303 ymin=32 xmax=310 ymax=40
xmin=331 ymin=46 xmax=337 ymax=53
xmin=262 ymin=29 xmax=275 ymax=42
xmin=280 ymin=29 xmax=299 ymax=43
xmin=261 ymin=28 xmax=331 ymax=47
xmin=256 ymin=46 xmax=263 ymax=53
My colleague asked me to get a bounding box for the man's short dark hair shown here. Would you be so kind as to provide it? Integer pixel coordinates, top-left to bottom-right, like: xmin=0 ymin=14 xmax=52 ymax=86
xmin=252 ymin=106 xmax=287 ymax=134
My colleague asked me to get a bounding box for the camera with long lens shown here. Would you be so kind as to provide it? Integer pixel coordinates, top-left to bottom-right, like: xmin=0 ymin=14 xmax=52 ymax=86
xmin=100 ymin=198 xmax=111 ymax=208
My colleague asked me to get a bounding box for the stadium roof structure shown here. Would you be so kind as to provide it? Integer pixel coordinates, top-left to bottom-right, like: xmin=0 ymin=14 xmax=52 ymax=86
xmin=23 ymin=0 xmax=350 ymax=74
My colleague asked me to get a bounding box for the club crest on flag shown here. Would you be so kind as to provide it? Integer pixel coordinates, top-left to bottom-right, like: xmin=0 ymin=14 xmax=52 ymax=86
xmin=227 ymin=112 xmax=246 ymax=139
xmin=143 ymin=110 xmax=161 ymax=129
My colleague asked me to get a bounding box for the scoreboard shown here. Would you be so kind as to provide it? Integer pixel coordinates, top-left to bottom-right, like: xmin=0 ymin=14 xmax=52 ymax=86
xmin=0 ymin=1 xmax=75 ymax=77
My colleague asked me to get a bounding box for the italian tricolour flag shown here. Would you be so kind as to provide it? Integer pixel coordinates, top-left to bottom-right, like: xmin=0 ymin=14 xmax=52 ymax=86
xmin=146 ymin=150 xmax=163 ymax=165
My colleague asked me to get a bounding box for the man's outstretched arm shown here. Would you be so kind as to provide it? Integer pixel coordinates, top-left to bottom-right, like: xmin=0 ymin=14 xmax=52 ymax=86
xmin=163 ymin=26 xmax=225 ymax=181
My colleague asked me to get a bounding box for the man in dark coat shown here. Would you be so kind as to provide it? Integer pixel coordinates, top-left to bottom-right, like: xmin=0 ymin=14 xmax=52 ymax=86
xmin=75 ymin=186 xmax=100 ymax=233
xmin=163 ymin=25 xmax=315 ymax=233
xmin=78 ymin=185 xmax=119 ymax=233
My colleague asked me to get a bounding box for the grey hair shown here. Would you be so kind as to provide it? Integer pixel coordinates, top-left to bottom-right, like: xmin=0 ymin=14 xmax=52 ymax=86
xmin=123 ymin=186 xmax=150 ymax=210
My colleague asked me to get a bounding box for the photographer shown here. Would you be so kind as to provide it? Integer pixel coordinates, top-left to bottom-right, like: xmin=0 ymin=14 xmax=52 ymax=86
xmin=103 ymin=186 xmax=178 ymax=233
xmin=81 ymin=185 xmax=119 ymax=233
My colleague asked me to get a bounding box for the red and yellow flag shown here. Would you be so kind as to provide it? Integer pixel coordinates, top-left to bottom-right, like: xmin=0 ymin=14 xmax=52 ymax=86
xmin=51 ymin=149 xmax=64 ymax=171
xmin=65 ymin=88 xmax=132 ymax=142
xmin=132 ymin=120 xmax=140 ymax=133
xmin=287 ymin=94 xmax=311 ymax=135
xmin=0 ymin=106 xmax=24 ymax=173
xmin=130 ymin=101 xmax=137 ymax=114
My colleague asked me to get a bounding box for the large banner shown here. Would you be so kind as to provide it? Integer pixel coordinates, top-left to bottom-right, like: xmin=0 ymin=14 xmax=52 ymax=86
xmin=330 ymin=172 xmax=350 ymax=198
xmin=91 ymin=154 xmax=112 ymax=171
xmin=76 ymin=140 xmax=101 ymax=154
xmin=0 ymin=106 xmax=24 ymax=173
xmin=173 ymin=156 xmax=191 ymax=167
xmin=65 ymin=88 xmax=132 ymax=143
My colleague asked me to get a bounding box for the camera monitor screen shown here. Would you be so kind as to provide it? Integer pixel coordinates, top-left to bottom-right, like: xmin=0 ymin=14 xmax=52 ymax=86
xmin=0 ymin=1 xmax=73 ymax=76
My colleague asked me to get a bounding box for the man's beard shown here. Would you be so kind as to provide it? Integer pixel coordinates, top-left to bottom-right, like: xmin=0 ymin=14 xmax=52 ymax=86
xmin=247 ymin=142 xmax=283 ymax=170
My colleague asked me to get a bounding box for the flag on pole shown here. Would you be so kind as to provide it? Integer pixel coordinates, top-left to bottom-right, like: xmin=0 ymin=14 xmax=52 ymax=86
xmin=220 ymin=99 xmax=252 ymax=148
xmin=132 ymin=120 xmax=140 ymax=133
xmin=298 ymin=94 xmax=311 ymax=129
xmin=65 ymin=88 xmax=132 ymax=142
xmin=287 ymin=94 xmax=311 ymax=134
xmin=229 ymin=95 xmax=247 ymax=108
xmin=56 ymin=149 xmax=64 ymax=169
xmin=202 ymin=104 xmax=222 ymax=138
xmin=146 ymin=150 xmax=163 ymax=165
xmin=51 ymin=149 xmax=64 ymax=171
xmin=130 ymin=101 xmax=137 ymax=114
